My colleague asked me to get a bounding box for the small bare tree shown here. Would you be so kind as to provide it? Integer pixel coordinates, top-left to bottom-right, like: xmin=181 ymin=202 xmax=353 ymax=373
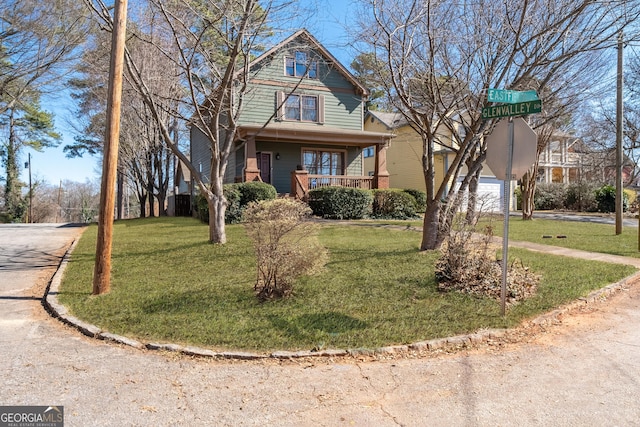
xmin=243 ymin=198 xmax=328 ymax=301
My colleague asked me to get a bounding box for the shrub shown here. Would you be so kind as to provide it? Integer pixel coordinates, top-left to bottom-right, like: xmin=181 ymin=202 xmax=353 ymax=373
xmin=307 ymin=187 xmax=373 ymax=219
xmin=237 ymin=181 xmax=277 ymax=206
xmin=595 ymin=184 xmax=628 ymax=213
xmin=565 ymin=182 xmax=599 ymax=212
xmin=625 ymin=189 xmax=637 ymax=214
xmin=402 ymin=188 xmax=427 ymax=212
xmin=195 ymin=193 xmax=209 ymax=223
xmin=195 ymin=182 xmax=277 ymax=224
xmin=223 ymin=185 xmax=243 ymax=224
xmin=435 ymin=219 xmax=539 ymax=306
xmin=534 ymin=183 xmax=566 ymax=210
xmin=371 ymin=189 xmax=419 ymax=219
xmin=243 ymin=198 xmax=328 ymax=301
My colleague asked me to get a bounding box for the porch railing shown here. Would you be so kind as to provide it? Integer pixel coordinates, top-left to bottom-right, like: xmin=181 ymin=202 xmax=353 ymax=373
xmin=291 ymin=171 xmax=374 ymax=199
xmin=307 ymin=175 xmax=374 ymax=190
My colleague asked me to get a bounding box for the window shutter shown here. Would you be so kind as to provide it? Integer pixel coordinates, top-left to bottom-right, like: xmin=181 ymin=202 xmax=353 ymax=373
xmin=276 ymin=91 xmax=284 ymax=120
xmin=318 ymin=95 xmax=325 ymax=124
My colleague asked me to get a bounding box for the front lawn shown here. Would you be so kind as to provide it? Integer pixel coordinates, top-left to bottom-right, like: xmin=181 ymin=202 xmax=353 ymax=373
xmin=503 ymin=217 xmax=640 ymax=257
xmin=58 ymin=217 xmax=635 ymax=352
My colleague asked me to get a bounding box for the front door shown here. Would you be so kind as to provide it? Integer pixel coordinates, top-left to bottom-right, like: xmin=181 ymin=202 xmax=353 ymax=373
xmin=257 ymin=152 xmax=271 ymax=184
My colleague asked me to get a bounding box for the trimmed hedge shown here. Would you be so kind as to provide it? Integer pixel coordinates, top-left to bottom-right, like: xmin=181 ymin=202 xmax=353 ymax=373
xmin=371 ymin=189 xmax=420 ymax=219
xmin=307 ymin=187 xmax=373 ymax=219
xmin=403 ymin=188 xmax=427 ymax=212
xmin=236 ymin=181 xmax=278 ymax=206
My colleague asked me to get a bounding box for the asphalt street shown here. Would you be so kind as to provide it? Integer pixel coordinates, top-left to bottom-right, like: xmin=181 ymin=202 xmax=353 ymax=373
xmin=2 ymin=223 xmax=640 ymax=426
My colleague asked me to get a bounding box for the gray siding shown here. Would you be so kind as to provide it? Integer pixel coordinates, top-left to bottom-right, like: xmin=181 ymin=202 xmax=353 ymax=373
xmin=255 ymin=141 xmax=363 ymax=194
xmin=190 ymin=127 xmax=211 ymax=184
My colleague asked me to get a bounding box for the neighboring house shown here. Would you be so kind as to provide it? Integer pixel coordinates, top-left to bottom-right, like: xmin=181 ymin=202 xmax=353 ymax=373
xmin=537 ymin=132 xmax=582 ymax=184
xmin=363 ymin=110 xmax=504 ymax=211
xmin=189 ymin=29 xmax=393 ymax=199
xmin=538 ymin=132 xmax=636 ymax=186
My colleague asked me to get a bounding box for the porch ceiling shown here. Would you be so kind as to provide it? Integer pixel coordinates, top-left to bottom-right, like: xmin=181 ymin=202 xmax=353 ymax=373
xmin=237 ymin=123 xmax=393 ymax=147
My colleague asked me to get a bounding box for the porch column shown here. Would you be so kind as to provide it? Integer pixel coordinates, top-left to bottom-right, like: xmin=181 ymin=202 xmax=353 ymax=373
xmin=374 ymin=142 xmax=390 ymax=189
xmin=243 ymin=135 xmax=260 ymax=182
xmin=291 ymin=169 xmax=309 ymax=200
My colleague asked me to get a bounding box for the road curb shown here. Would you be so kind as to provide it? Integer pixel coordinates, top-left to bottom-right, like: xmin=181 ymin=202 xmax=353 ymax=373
xmin=42 ymin=236 xmax=640 ymax=362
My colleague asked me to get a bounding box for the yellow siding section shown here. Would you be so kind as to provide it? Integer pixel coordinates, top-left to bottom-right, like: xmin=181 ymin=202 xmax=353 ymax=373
xmin=364 ymin=115 xmax=451 ymax=192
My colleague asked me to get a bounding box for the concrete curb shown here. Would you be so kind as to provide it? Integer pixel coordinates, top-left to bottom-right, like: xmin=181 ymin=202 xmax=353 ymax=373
xmin=42 ymin=237 xmax=640 ymax=362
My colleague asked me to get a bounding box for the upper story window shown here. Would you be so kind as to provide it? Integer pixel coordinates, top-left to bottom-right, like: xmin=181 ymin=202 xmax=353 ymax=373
xmin=277 ymin=91 xmax=325 ymax=123
xmin=285 ymin=51 xmax=317 ymax=79
xmin=285 ymin=94 xmax=317 ymax=121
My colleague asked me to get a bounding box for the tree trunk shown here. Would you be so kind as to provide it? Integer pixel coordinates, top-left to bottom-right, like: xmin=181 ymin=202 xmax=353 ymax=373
xmin=4 ymin=109 xmax=24 ymax=221
xmin=116 ymin=171 xmax=124 ymax=220
xmin=139 ymin=191 xmax=147 ymax=218
xmin=465 ymin=167 xmax=480 ymax=225
xmin=208 ymin=194 xmax=227 ymax=244
xmin=420 ymin=201 xmax=441 ymax=250
xmin=521 ymin=168 xmax=537 ymax=220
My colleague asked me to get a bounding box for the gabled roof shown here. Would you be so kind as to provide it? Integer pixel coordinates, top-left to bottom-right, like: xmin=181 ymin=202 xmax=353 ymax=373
xmin=366 ymin=110 xmax=409 ymax=130
xmin=248 ymin=29 xmax=370 ymax=97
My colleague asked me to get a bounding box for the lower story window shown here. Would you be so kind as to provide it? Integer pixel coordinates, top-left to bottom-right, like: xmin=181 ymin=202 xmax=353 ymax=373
xmin=303 ymin=149 xmax=344 ymax=175
xmin=363 ymin=146 xmax=374 ymax=158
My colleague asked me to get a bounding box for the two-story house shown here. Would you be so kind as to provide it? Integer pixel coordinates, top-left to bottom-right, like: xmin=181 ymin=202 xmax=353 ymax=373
xmin=537 ymin=131 xmax=582 ymax=184
xmin=189 ymin=29 xmax=393 ymax=199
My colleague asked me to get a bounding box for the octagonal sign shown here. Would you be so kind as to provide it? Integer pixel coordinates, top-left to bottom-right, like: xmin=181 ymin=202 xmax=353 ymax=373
xmin=486 ymin=117 xmax=537 ymax=180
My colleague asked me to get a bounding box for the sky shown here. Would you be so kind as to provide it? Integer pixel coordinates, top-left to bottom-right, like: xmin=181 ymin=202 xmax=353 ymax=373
xmin=12 ymin=0 xmax=355 ymax=187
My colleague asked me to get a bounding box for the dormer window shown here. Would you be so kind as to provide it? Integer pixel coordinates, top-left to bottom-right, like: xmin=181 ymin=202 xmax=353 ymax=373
xmin=285 ymin=51 xmax=317 ymax=78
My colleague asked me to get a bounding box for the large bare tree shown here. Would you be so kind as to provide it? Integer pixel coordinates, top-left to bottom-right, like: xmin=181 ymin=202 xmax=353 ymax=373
xmin=354 ymin=0 xmax=640 ymax=250
xmin=0 ymin=0 xmax=89 ymax=115
xmin=83 ymin=0 xmax=300 ymax=243
xmin=68 ymin=21 xmax=181 ymax=218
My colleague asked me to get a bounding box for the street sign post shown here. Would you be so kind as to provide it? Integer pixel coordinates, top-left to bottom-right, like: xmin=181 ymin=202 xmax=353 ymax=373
xmin=483 ymin=87 xmax=541 ymax=315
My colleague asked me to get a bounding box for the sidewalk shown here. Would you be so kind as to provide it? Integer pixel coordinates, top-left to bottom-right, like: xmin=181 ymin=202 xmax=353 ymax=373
xmin=508 ymin=239 xmax=640 ymax=268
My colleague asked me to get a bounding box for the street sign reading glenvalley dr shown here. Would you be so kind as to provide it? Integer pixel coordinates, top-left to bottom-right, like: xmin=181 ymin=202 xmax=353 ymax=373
xmin=481 ymin=100 xmax=542 ymax=120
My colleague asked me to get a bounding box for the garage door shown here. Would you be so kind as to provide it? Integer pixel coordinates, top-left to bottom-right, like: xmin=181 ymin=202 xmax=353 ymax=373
xmin=455 ymin=178 xmax=503 ymax=213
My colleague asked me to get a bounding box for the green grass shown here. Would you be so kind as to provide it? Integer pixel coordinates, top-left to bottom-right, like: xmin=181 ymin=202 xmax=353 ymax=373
xmin=58 ymin=217 xmax=636 ymax=352
xmin=489 ymin=217 xmax=640 ymax=258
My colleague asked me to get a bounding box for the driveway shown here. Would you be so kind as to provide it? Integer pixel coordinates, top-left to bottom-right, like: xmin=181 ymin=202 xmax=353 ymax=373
xmin=1 ymin=223 xmax=640 ymax=426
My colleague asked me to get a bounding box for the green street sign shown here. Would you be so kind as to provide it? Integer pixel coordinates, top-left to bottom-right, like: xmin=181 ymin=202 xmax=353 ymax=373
xmin=487 ymin=88 xmax=539 ymax=104
xmin=482 ymin=100 xmax=542 ymax=120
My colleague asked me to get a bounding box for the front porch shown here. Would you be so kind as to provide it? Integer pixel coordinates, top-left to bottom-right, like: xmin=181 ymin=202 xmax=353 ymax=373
xmin=236 ymin=123 xmax=393 ymax=198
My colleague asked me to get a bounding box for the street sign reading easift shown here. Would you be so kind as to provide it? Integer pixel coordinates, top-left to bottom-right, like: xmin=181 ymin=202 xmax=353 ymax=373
xmin=487 ymin=88 xmax=539 ymax=104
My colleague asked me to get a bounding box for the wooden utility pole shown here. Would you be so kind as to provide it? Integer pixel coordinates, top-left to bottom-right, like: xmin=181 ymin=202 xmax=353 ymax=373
xmin=92 ymin=0 xmax=128 ymax=295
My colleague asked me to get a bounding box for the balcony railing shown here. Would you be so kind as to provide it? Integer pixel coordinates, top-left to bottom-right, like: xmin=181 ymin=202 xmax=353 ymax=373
xmin=539 ymin=152 xmax=581 ymax=166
